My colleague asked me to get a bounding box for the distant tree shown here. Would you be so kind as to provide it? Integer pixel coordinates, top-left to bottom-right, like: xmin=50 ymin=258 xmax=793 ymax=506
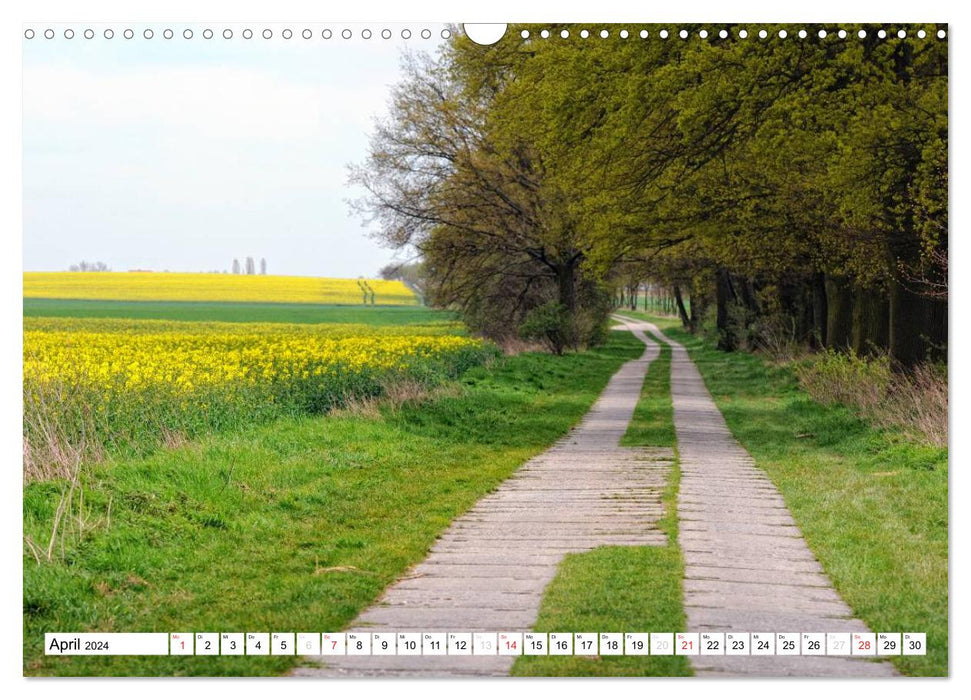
xmin=68 ymin=260 xmax=110 ymax=272
xmin=232 ymin=259 xmax=241 ymax=274
xmin=260 ymin=258 xmax=267 ymax=275
xmin=379 ymin=260 xmax=429 ymax=304
xmin=245 ymin=257 xmax=256 ymax=275
xmin=356 ymin=279 xmax=371 ymax=305
xmin=378 ymin=263 xmax=400 ymax=280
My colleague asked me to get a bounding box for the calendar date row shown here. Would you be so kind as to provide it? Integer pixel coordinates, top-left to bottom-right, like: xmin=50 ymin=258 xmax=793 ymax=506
xmin=46 ymin=631 xmax=926 ymax=657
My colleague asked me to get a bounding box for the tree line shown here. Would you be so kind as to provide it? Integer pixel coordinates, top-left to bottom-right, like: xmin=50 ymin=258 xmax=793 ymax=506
xmin=65 ymin=259 xmax=272 ymax=275
xmin=68 ymin=261 xmax=110 ymax=272
xmin=231 ymin=257 xmax=268 ymax=275
xmin=356 ymin=24 xmax=947 ymax=362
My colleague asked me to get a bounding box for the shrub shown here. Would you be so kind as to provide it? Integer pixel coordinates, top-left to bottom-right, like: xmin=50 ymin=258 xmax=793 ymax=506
xmin=518 ymin=302 xmax=573 ymax=355
xmin=795 ymin=349 xmax=893 ymax=412
xmin=795 ymin=349 xmax=946 ymax=447
xmin=879 ymin=362 xmax=948 ymax=448
xmin=751 ymin=313 xmax=803 ymax=362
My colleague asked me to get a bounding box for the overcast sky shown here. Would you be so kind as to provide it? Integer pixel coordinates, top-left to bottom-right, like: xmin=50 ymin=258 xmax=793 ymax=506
xmin=22 ymin=24 xmax=448 ymax=277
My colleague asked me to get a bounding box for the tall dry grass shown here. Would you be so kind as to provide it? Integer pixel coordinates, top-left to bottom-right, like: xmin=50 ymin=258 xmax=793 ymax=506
xmin=795 ymin=349 xmax=947 ymax=448
xmin=331 ymin=377 xmax=464 ymax=419
xmin=879 ymin=362 xmax=948 ymax=448
xmin=23 ymin=446 xmax=113 ymax=564
xmin=23 ymin=381 xmax=104 ymax=483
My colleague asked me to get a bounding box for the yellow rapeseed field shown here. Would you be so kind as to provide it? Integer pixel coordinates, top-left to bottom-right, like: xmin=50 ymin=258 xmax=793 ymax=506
xmin=24 ymin=318 xmax=481 ymax=394
xmin=23 ymin=316 xmax=492 ymax=481
xmin=24 ymin=316 xmax=461 ymax=338
xmin=23 ymin=272 xmax=417 ymax=306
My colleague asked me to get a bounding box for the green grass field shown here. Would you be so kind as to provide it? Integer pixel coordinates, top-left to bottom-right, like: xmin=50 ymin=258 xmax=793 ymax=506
xmin=23 ymin=330 xmax=645 ymax=676
xmin=620 ymin=312 xmax=948 ymax=677
xmin=24 ymin=298 xmax=451 ymax=326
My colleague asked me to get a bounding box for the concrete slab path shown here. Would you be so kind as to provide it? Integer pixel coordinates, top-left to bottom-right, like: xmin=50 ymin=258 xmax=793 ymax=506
xmin=636 ymin=319 xmax=895 ymax=677
xmin=295 ymin=318 xmax=671 ymax=677
xmin=296 ymin=318 xmax=897 ymax=678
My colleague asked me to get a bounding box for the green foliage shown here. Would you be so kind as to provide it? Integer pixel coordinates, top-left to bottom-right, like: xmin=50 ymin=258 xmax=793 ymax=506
xmin=796 ymin=349 xmax=946 ymax=447
xmin=24 ymin=345 xmax=496 ymax=482
xmin=363 ymin=24 xmax=946 ymax=360
xmin=796 ymin=348 xmax=893 ymax=410
xmin=519 ymin=302 xmax=573 ymax=354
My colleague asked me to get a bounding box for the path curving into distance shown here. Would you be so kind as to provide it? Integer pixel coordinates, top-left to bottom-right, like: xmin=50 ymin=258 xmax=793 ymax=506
xmin=633 ymin=319 xmax=895 ymax=677
xmin=297 ymin=318 xmax=896 ymax=677
xmin=295 ymin=318 xmax=672 ymax=677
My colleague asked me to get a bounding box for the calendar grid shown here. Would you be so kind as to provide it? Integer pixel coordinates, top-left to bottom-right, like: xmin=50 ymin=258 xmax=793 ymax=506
xmin=44 ymin=631 xmax=926 ymax=657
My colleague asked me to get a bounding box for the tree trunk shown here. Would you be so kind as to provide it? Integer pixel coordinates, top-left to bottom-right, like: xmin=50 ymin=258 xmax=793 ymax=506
xmin=811 ymin=272 xmax=827 ymax=349
xmin=824 ymin=274 xmax=853 ymax=350
xmin=556 ymin=259 xmax=579 ymax=350
xmin=885 ymin=229 xmax=948 ymax=364
xmin=674 ymin=285 xmax=691 ymax=330
xmin=889 ymin=278 xmax=946 ymax=365
xmin=716 ymin=267 xmax=736 ymax=351
xmin=689 ymin=284 xmax=703 ymax=333
xmin=558 ymin=264 xmax=576 ymax=311
xmin=926 ymin=296 xmax=948 ymax=361
xmin=851 ymin=284 xmax=890 ymax=356
xmin=739 ymin=277 xmax=760 ymax=314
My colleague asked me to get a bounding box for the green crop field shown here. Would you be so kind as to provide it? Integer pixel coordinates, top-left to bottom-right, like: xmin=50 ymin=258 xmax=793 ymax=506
xmin=24 ymin=298 xmax=450 ymax=326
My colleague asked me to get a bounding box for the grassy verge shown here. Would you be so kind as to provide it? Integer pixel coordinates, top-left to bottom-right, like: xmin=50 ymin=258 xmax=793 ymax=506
xmin=621 ymin=343 xmax=677 ymax=450
xmin=512 ymin=342 xmax=691 ymax=677
xmin=23 ymin=298 xmax=452 ymax=325
xmin=623 ymin=311 xmax=948 ymax=677
xmin=23 ymin=331 xmax=644 ymax=676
